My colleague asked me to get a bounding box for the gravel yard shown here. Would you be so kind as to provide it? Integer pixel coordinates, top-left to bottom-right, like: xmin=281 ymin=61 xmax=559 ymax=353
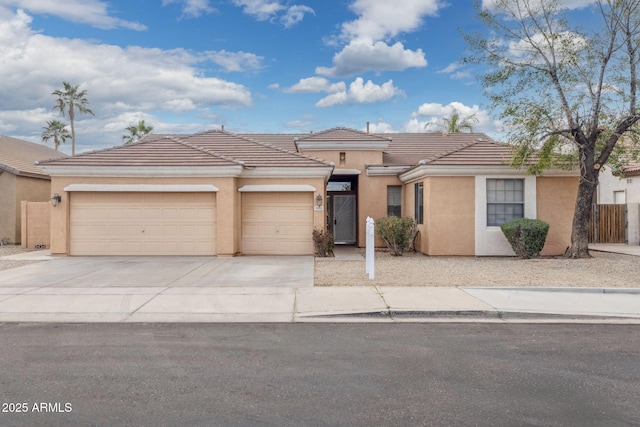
xmin=0 ymin=245 xmax=42 ymax=272
xmin=315 ymin=250 xmax=640 ymax=288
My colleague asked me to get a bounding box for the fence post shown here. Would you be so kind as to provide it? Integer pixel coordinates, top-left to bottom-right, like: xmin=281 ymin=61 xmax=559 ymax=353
xmin=366 ymin=217 xmax=375 ymax=280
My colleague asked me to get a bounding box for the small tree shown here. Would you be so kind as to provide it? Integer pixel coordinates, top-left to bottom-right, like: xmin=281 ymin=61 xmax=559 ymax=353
xmin=41 ymin=120 xmax=70 ymax=151
xmin=122 ymin=120 xmax=154 ymax=144
xmin=426 ymin=111 xmax=479 ymax=133
xmin=375 ymin=216 xmax=417 ymax=256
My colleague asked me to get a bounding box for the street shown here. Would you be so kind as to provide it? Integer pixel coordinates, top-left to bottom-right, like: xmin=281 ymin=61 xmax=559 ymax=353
xmin=0 ymin=323 xmax=638 ymax=426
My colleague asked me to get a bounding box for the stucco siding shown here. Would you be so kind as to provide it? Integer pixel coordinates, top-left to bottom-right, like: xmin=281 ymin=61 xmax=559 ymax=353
xmin=15 ymin=176 xmax=51 ymax=244
xmin=426 ymin=177 xmax=475 ymax=256
xmin=361 ymin=175 xmax=403 ymax=247
xmin=537 ymin=176 xmax=578 ymax=255
xmin=0 ymin=172 xmax=17 ymax=243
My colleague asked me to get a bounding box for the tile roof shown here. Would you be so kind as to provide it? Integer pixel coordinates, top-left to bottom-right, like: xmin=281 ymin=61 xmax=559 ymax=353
xmin=420 ymin=139 xmax=514 ymax=166
xmin=296 ymin=127 xmax=390 ymax=143
xmin=238 ymin=131 xmax=506 ymax=167
xmin=0 ymin=135 xmax=67 ymax=178
xmin=40 ymin=131 xmax=330 ymax=168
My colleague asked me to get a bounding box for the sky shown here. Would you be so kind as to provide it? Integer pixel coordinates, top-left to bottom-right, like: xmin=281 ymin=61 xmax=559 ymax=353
xmin=0 ymin=0 xmax=595 ymax=154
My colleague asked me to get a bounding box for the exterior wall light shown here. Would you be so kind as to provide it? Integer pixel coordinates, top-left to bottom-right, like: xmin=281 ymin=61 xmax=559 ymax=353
xmin=51 ymin=194 xmax=62 ymax=207
xmin=315 ymin=194 xmax=323 ymax=207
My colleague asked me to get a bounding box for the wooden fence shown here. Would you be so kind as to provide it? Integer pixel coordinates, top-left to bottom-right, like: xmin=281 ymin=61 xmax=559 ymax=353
xmin=589 ymin=204 xmax=627 ymax=244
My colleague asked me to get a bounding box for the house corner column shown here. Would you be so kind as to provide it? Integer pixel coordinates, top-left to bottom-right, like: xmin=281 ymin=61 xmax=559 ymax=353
xmin=215 ymin=178 xmax=239 ymax=256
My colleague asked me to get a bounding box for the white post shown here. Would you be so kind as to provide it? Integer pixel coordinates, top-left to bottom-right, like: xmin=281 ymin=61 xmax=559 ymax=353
xmin=366 ymin=216 xmax=375 ymax=280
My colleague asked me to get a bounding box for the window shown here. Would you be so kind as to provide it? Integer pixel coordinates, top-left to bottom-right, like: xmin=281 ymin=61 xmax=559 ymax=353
xmin=614 ymin=190 xmax=626 ymax=205
xmin=327 ymin=181 xmax=352 ymax=191
xmin=387 ymin=186 xmax=402 ymax=217
xmin=414 ymin=183 xmax=424 ymax=224
xmin=487 ymin=179 xmax=524 ymax=226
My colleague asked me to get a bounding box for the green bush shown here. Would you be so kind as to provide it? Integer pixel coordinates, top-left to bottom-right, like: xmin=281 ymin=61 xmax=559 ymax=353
xmin=500 ymin=218 xmax=549 ymax=259
xmin=313 ymin=228 xmax=335 ymax=257
xmin=375 ymin=216 xmax=417 ymax=256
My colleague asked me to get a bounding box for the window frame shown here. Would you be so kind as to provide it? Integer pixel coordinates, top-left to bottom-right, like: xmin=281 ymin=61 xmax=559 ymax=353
xmin=387 ymin=185 xmax=402 ymax=217
xmin=486 ymin=178 xmax=524 ymax=226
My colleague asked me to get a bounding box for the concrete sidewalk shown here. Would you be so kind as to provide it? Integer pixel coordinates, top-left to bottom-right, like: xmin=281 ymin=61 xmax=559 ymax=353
xmin=1 ymin=248 xmax=639 ymax=323
xmin=0 ymin=285 xmax=639 ymax=323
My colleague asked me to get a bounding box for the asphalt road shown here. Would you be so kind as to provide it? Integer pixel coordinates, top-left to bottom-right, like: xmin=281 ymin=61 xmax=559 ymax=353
xmin=0 ymin=323 xmax=638 ymax=427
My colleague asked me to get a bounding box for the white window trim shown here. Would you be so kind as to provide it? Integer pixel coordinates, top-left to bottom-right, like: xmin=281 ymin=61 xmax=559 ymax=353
xmin=475 ymin=176 xmax=536 ymax=256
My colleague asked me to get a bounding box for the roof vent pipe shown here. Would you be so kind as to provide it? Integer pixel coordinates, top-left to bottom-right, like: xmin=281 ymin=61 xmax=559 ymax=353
xmin=366 ymin=121 xmax=370 ymax=133
xmin=221 ymin=124 xmax=225 ymax=131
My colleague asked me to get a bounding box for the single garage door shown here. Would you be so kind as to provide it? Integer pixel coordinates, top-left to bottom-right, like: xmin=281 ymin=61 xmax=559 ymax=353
xmin=70 ymin=192 xmax=216 ymax=255
xmin=242 ymin=192 xmax=313 ymax=255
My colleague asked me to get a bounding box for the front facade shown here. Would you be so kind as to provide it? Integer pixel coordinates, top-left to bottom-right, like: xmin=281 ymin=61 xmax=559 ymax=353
xmin=0 ymin=136 xmax=65 ymax=244
xmin=41 ymin=128 xmax=579 ymax=257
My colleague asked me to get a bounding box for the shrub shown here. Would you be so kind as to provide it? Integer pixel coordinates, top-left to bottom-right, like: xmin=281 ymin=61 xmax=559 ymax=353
xmin=375 ymin=216 xmax=417 ymax=256
xmin=313 ymin=228 xmax=335 ymax=257
xmin=500 ymin=218 xmax=550 ymax=259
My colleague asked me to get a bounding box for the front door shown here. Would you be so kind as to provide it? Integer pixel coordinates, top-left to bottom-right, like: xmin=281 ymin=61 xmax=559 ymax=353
xmin=332 ymin=194 xmax=357 ymax=244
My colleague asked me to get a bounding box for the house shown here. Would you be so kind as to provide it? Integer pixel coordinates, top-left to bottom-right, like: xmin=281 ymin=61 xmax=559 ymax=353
xmin=39 ymin=128 xmax=579 ymax=257
xmin=595 ymin=160 xmax=640 ymax=244
xmin=0 ymin=136 xmax=66 ymax=244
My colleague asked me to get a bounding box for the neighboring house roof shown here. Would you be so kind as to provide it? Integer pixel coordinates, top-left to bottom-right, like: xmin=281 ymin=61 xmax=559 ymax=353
xmin=39 ymin=130 xmax=330 ymax=168
xmin=0 ymin=135 xmax=67 ymax=179
xmin=624 ymin=159 xmax=640 ymax=176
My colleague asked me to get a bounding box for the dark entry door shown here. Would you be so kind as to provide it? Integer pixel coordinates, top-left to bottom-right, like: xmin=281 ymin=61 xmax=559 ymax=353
xmin=332 ymin=194 xmax=357 ymax=244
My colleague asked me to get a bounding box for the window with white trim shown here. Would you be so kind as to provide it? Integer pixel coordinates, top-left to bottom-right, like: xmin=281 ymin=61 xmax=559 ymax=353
xmin=487 ymin=179 xmax=524 ymax=226
xmin=387 ymin=186 xmax=402 ymax=217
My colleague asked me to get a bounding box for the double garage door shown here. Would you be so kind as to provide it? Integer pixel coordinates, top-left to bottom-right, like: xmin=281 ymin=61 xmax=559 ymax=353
xmin=70 ymin=192 xmax=216 ymax=256
xmin=69 ymin=191 xmax=313 ymax=256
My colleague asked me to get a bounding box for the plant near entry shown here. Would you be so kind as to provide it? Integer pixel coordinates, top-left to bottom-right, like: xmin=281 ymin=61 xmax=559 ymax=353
xmin=312 ymin=229 xmax=335 ymax=257
xmin=500 ymin=218 xmax=550 ymax=259
xmin=375 ymin=216 xmax=417 ymax=256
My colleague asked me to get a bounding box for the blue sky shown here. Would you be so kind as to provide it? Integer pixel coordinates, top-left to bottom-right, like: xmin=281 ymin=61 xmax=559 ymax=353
xmin=0 ymin=0 xmax=590 ymax=153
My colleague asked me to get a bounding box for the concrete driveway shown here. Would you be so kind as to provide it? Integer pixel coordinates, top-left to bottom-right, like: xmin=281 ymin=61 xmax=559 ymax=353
xmin=0 ymin=256 xmax=314 ymax=288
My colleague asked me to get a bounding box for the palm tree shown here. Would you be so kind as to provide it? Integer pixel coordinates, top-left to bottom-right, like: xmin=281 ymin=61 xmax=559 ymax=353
xmin=52 ymin=82 xmax=94 ymax=155
xmin=426 ymin=111 xmax=479 ymax=133
xmin=122 ymin=120 xmax=154 ymax=144
xmin=41 ymin=120 xmax=71 ymax=151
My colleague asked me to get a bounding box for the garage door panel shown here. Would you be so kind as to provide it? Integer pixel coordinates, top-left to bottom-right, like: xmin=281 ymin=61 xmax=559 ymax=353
xmin=242 ymin=193 xmax=313 ymax=255
xmin=70 ymin=192 xmax=216 ymax=256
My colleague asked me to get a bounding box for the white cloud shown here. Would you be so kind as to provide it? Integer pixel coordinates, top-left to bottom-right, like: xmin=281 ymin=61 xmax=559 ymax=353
xmin=162 ymin=0 xmax=216 ymax=18
xmin=316 ymin=0 xmax=440 ymax=77
xmin=204 ymin=50 xmax=264 ymax=72
xmin=410 ymin=101 xmax=501 ymax=134
xmin=232 ymin=0 xmax=283 ymax=20
xmin=281 ymin=5 xmax=314 ymax=28
xmin=341 ymin=0 xmax=443 ymax=42
xmin=316 ymin=41 xmax=426 ymax=77
xmin=0 ymin=8 xmax=251 ymax=150
xmin=231 ymin=0 xmax=313 ymax=27
xmin=365 ymin=120 xmax=396 ymax=133
xmin=316 ymin=78 xmax=404 ymax=107
xmin=506 ymin=31 xmax=587 ymax=65
xmin=283 ymin=77 xmax=346 ymax=94
xmin=0 ymin=0 xmax=146 ymax=30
